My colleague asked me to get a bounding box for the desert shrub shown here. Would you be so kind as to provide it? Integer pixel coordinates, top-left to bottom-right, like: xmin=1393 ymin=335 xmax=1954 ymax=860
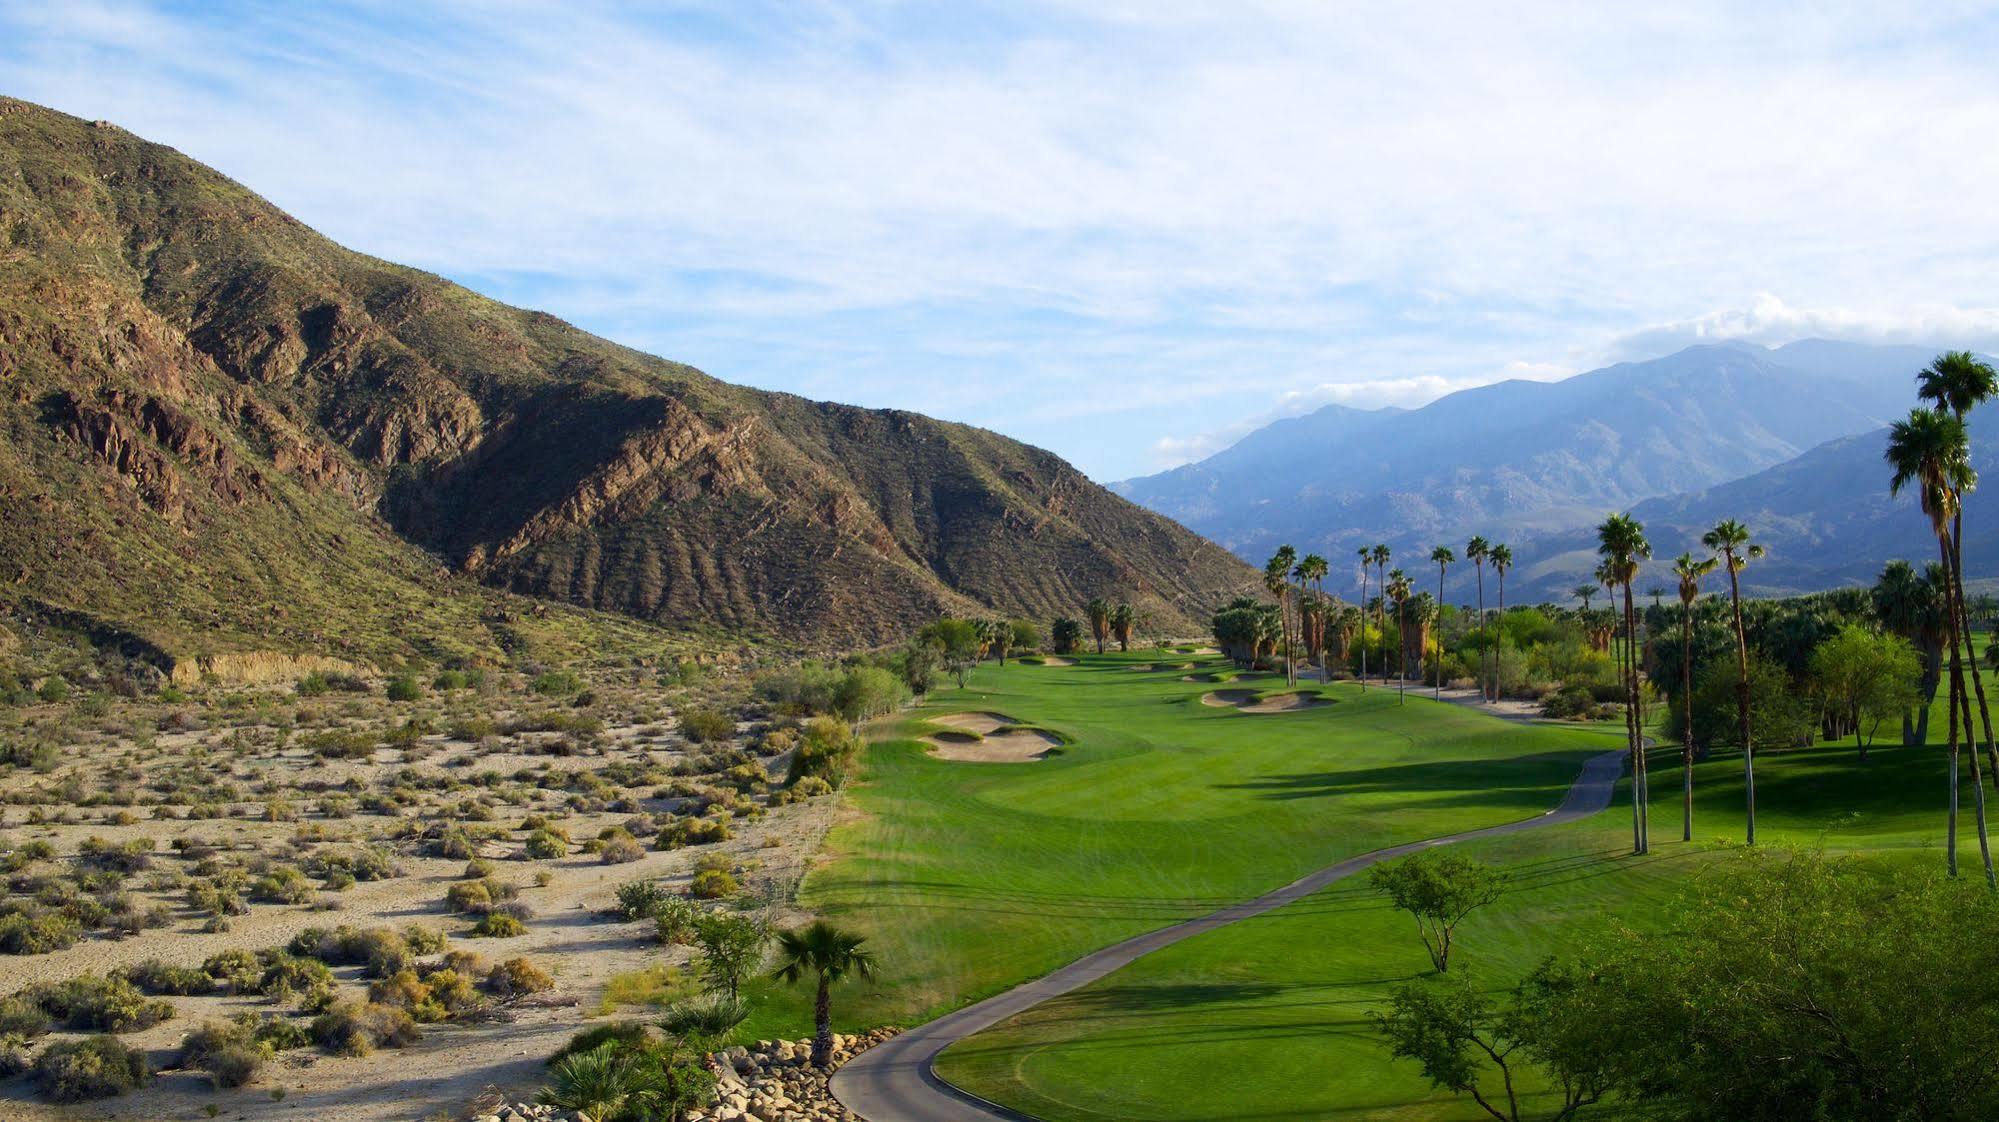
xmin=0 ymin=995 xmax=50 ymax=1036
xmin=598 ymin=830 xmax=645 ymax=865
xmin=464 ymin=857 xmax=496 ymax=879
xmin=250 ymin=865 xmax=316 ymax=904
xmin=419 ymin=968 xmax=482 ymax=1016
xmin=404 ymin=925 xmax=449 ymax=954
xmin=122 ymin=959 xmax=214 ymax=996
xmin=204 ymin=948 xmax=264 ymax=993
xmin=35 ymin=1035 xmax=147 ymax=1102
xmin=530 ymin=671 xmax=584 ymax=697
xmin=445 ymin=881 xmax=493 ymax=915
xmin=289 ymin=926 xmax=411 ymax=978
xmin=0 ymin=910 xmax=82 ymax=954
xmin=309 ymin=1001 xmax=420 ymax=1057
xmin=689 ymin=868 xmax=738 ymax=900
xmin=36 ymin=677 xmax=70 ymax=703
xmin=654 ymin=897 xmax=699 ymax=945
xmin=678 ymin=706 xmax=735 ymax=744
xmin=523 ymin=828 xmax=567 ymax=860
xmin=614 ymin=880 xmax=671 ymax=921
xmin=472 ymin=913 xmax=525 ymax=938
xmin=786 ymin=716 xmax=862 ymax=787
xmin=660 ymin=995 xmax=750 ymax=1037
xmin=258 ymin=953 xmax=334 ymax=1001
xmin=385 ymin=675 xmax=423 ymax=702
xmin=25 ymin=974 xmax=175 ymax=1031
xmin=655 ymin=814 xmax=730 ymax=850
xmin=180 ymin=1019 xmax=268 ymax=1088
xmin=1541 ymin=683 xmax=1608 ymax=721
xmin=484 ymin=956 xmax=554 ymax=998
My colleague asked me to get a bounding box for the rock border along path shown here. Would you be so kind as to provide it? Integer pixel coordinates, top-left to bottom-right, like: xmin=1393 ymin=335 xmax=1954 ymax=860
xmin=830 ymin=704 xmax=1628 ymax=1122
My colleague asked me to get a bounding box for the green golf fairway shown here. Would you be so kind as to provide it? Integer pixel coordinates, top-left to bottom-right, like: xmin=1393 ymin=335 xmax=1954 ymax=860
xmin=746 ymin=650 xmax=1622 ymax=1037
xmin=936 ymin=696 xmax=1967 ymax=1121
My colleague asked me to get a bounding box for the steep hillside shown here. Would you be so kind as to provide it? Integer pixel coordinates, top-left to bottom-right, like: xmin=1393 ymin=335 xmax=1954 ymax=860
xmin=1118 ymin=340 xmax=1931 ymax=566
xmin=0 ymin=97 xmax=1250 ymax=663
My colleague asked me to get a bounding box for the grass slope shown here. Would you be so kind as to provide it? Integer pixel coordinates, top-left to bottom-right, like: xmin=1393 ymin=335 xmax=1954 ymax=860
xmin=938 ymin=697 xmax=1967 ymax=1120
xmin=744 ymin=651 xmax=1622 ymax=1040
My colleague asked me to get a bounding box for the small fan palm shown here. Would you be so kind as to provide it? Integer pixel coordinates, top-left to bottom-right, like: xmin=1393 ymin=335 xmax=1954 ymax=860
xmin=540 ymin=1043 xmax=637 ymax=1122
xmin=771 ymin=921 xmax=878 ymax=1069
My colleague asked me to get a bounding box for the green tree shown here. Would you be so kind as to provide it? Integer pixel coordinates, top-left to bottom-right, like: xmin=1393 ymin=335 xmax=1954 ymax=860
xmin=1552 ymin=848 xmax=1999 ymax=1120
xmin=1007 ymin=618 xmax=1041 ymax=655
xmin=1671 ymin=552 xmax=1717 ymax=841
xmin=1872 ymin=559 xmax=1946 ymax=745
xmin=1702 ymin=519 xmax=1765 ymax=846
xmin=1809 ymin=625 xmax=1922 ymax=754
xmin=1049 ymin=617 xmax=1082 ymax=655
xmin=770 ymin=921 xmax=878 ymax=1069
xmin=1373 ymin=965 xmax=1609 ymax=1122
xmin=1687 ymin=654 xmax=1813 ymax=758
xmin=690 ymin=912 xmax=769 ymax=1005
xmin=1366 ymin=850 xmax=1502 ymax=973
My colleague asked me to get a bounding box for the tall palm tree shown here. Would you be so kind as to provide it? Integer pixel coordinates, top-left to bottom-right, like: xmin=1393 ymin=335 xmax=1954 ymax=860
xmin=1918 ymin=351 xmax=1999 ymax=790
xmin=1466 ymin=537 xmax=1491 ymax=701
xmin=1573 ymin=584 xmax=1597 ymax=613
xmin=770 ymin=921 xmax=879 ymax=1069
xmin=1701 ymin=519 xmax=1765 ymax=846
xmin=1648 ymin=586 xmax=1666 ymax=609
xmin=1888 ymin=408 xmax=1994 ymax=884
xmin=1429 ymin=546 xmax=1454 ymax=698
xmin=1599 ymin=514 xmax=1652 ymax=855
xmin=1265 ymin=546 xmax=1298 ymax=686
xmin=1372 ymin=545 xmax=1393 ymax=687
xmin=1355 ymin=548 xmax=1372 ymax=692
xmin=1489 ymin=543 xmax=1513 ymax=703
xmin=1672 ymin=552 xmax=1717 ymax=841
xmin=1085 ymin=598 xmax=1111 ymax=655
xmin=1387 ymin=568 xmax=1412 ymax=703
xmin=1297 ymin=553 xmax=1329 ymax=674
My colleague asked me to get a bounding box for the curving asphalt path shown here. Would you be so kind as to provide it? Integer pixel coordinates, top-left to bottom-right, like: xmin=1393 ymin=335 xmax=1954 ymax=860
xmin=830 ymin=740 xmax=1630 ymax=1122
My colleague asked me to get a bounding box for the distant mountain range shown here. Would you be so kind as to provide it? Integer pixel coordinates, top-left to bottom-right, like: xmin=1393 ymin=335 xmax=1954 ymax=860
xmin=0 ymin=96 xmax=1250 ymax=665
xmin=1117 ymin=338 xmax=1978 ymax=604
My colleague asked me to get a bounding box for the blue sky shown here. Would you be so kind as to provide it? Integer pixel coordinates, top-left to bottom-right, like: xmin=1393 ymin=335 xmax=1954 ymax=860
xmin=8 ymin=2 xmax=1999 ymax=479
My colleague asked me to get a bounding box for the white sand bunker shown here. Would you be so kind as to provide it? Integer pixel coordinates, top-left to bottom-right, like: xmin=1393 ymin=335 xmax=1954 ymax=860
xmin=923 ymin=712 xmax=1062 ymax=762
xmin=1039 ymin=656 xmax=1075 ymax=666
xmin=1201 ymin=690 xmax=1332 ymax=714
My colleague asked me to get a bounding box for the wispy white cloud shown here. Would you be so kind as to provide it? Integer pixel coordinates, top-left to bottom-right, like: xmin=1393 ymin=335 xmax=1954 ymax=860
xmin=6 ymin=2 xmax=1999 ymax=478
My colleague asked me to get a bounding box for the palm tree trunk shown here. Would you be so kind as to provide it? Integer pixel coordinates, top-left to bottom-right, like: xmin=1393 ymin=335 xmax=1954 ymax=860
xmin=813 ymin=973 xmax=834 ymax=1069
xmin=1378 ymin=562 xmax=1390 ymax=688
xmin=1494 ymin=571 xmax=1507 ymax=702
xmin=1396 ymin=598 xmax=1407 ymax=703
xmin=1621 ymin=581 xmax=1644 ymax=854
xmin=1682 ymin=603 xmax=1694 ymax=842
xmin=1357 ymin=567 xmax=1368 ymax=693
xmin=1436 ymin=566 xmax=1447 ymax=700
xmin=1950 ymin=516 xmax=1999 ymax=789
xmin=1473 ymin=564 xmax=1487 ymax=702
xmin=1726 ymin=559 xmax=1754 ymax=846
xmin=1944 ymin=542 xmax=1996 ymax=886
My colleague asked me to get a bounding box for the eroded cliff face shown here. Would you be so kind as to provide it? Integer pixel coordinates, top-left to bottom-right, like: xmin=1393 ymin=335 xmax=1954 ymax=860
xmin=0 ymin=96 xmax=1253 ymax=651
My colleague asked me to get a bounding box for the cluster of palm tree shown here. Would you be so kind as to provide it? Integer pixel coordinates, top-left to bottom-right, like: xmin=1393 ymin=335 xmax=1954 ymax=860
xmin=1259 ymin=546 xmax=1338 ymax=685
xmin=1887 ymin=351 xmax=1999 ymax=886
xmin=1595 ymin=512 xmax=1762 ymax=856
xmin=1084 ymin=598 xmax=1137 ymax=654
